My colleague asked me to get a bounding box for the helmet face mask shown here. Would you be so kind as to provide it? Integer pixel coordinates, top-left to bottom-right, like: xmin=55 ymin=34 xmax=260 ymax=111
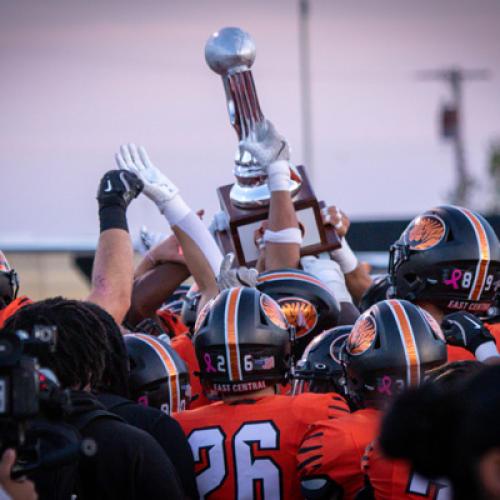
xmin=194 ymin=287 xmax=292 ymax=395
xmin=292 ymin=325 xmax=351 ymax=396
xmin=0 ymin=252 xmax=19 ymax=306
xmin=389 ymin=206 xmax=500 ymax=314
xmin=125 ymin=334 xmax=191 ymax=414
xmin=341 ymin=300 xmax=447 ymax=408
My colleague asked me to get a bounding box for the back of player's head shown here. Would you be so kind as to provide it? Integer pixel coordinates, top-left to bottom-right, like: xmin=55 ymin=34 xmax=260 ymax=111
xmin=81 ymin=301 xmax=130 ymax=398
xmin=389 ymin=205 xmax=500 ymax=315
xmin=125 ymin=333 xmax=190 ymax=414
xmin=256 ymin=268 xmax=340 ymax=358
xmin=292 ymin=325 xmax=351 ymax=396
xmin=380 ymin=364 xmax=500 ymax=500
xmin=0 ymin=251 xmax=19 ymax=308
xmin=194 ymin=287 xmax=292 ymax=395
xmin=341 ymin=299 xmax=447 ymax=407
xmin=2 ymin=297 xmax=108 ymax=390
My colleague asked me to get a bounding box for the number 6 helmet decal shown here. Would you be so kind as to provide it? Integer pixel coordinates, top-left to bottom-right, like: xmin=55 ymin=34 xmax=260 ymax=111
xmin=193 ymin=287 xmax=293 ymax=393
xmin=389 ymin=205 xmax=500 ymax=314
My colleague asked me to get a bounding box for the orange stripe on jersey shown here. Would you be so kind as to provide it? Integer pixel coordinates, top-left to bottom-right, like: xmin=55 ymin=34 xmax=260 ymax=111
xmin=257 ymin=272 xmax=333 ymax=296
xmin=134 ymin=334 xmax=180 ymax=412
xmin=225 ymin=288 xmax=243 ymax=381
xmin=387 ymin=301 xmax=420 ymax=386
xmin=458 ymin=207 xmax=491 ymax=301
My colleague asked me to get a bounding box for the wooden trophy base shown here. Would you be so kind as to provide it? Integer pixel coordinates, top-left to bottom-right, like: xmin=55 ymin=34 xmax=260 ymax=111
xmin=214 ymin=166 xmax=341 ymax=267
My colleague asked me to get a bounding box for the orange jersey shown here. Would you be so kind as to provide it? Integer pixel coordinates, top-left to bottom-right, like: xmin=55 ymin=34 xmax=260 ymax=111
xmin=364 ymin=441 xmax=452 ymax=500
xmin=0 ymin=296 xmax=32 ymax=328
xmin=170 ymin=333 xmax=211 ymax=409
xmin=486 ymin=322 xmax=500 ymax=345
xmin=298 ymin=408 xmax=381 ymax=500
xmin=174 ymin=392 xmax=349 ymax=499
xmin=446 ymin=344 xmax=475 ymax=362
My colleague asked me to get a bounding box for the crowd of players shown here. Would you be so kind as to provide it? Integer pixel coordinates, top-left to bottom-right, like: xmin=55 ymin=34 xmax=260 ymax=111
xmin=0 ymin=119 xmax=499 ymax=500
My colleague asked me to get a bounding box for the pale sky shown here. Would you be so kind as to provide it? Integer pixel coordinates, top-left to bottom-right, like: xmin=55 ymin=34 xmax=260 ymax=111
xmin=1 ymin=0 xmax=500 ymax=249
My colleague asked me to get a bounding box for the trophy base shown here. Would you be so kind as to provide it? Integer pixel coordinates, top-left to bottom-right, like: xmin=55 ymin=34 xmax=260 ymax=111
xmin=229 ymin=177 xmax=302 ymax=209
xmin=215 ymin=166 xmax=341 ymax=267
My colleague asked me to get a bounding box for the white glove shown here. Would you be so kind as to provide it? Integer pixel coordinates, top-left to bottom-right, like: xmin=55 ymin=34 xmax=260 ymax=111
xmin=217 ymin=253 xmax=258 ymax=290
xmin=136 ymin=226 xmax=167 ymax=255
xmin=239 ymin=120 xmax=290 ymax=167
xmin=116 ymin=144 xmax=178 ymax=209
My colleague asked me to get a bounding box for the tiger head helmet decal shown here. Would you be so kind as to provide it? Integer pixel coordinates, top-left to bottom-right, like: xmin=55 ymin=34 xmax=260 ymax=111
xmin=347 ymin=314 xmax=377 ymax=356
xmin=278 ymin=297 xmax=318 ymax=339
xmin=404 ymin=215 xmax=446 ymax=251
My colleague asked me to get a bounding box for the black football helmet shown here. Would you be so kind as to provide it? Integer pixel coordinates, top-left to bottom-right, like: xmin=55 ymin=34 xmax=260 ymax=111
xmin=194 ymin=287 xmax=292 ymax=394
xmin=256 ymin=268 xmax=340 ymax=358
xmin=292 ymin=325 xmax=352 ymax=395
xmin=359 ymin=274 xmax=391 ymax=312
xmin=125 ymin=333 xmax=191 ymax=415
xmin=389 ymin=205 xmax=500 ymax=315
xmin=341 ymin=299 xmax=447 ymax=407
xmin=0 ymin=251 xmax=19 ymax=307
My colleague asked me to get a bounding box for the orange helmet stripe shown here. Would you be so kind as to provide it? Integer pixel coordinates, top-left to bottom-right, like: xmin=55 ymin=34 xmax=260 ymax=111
xmin=257 ymin=271 xmax=334 ymax=296
xmin=224 ymin=288 xmax=243 ymax=381
xmin=133 ymin=334 xmax=180 ymax=413
xmin=387 ymin=300 xmax=420 ymax=386
xmin=457 ymin=207 xmax=491 ymax=301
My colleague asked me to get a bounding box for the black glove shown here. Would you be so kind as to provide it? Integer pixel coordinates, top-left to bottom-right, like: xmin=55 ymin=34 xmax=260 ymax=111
xmin=441 ymin=311 xmax=495 ymax=354
xmin=97 ymin=170 xmax=143 ymax=232
xmin=97 ymin=170 xmax=143 ymax=210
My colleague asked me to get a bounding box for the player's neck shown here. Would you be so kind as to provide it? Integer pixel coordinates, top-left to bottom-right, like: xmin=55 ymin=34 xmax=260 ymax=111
xmin=222 ymin=386 xmax=275 ymax=403
xmin=417 ymin=301 xmax=444 ymax=323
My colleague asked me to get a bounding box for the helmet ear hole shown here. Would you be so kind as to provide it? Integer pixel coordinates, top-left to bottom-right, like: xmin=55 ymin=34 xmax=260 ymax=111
xmin=404 ymin=273 xmax=418 ymax=286
xmin=445 ymin=228 xmax=454 ymax=242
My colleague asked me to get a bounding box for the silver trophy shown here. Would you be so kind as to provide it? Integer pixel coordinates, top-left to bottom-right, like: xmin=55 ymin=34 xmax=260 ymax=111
xmin=205 ymin=27 xmax=302 ymax=208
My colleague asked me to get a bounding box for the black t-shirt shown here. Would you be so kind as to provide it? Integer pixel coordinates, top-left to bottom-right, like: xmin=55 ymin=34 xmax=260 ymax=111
xmin=72 ymin=392 xmax=183 ymax=500
xmin=97 ymin=393 xmax=198 ymax=499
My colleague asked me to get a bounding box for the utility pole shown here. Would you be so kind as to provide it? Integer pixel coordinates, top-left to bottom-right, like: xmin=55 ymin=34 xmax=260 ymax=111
xmin=418 ymin=67 xmax=490 ymax=207
xmin=298 ymin=0 xmax=313 ymax=178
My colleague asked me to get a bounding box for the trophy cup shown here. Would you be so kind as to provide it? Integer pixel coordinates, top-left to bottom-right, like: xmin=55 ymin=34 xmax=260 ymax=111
xmin=206 ymin=27 xmax=340 ymax=266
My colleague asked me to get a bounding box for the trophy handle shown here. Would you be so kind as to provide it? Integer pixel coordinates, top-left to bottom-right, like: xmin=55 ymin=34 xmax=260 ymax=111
xmin=223 ymin=70 xmax=264 ymax=142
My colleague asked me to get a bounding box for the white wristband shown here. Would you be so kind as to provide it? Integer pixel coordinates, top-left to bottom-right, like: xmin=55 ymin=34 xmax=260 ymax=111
xmin=268 ymin=160 xmax=291 ymax=192
xmin=475 ymin=341 xmax=500 ymax=362
xmin=263 ymin=227 xmax=302 ymax=245
xmin=158 ymin=195 xmax=191 ymax=227
xmin=330 ymin=237 xmax=358 ymax=274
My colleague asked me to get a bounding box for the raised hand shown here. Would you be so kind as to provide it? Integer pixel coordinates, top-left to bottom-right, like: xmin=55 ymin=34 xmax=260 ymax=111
xmin=217 ymin=253 xmax=258 ymax=290
xmin=97 ymin=170 xmax=143 ymax=210
xmin=239 ymin=119 xmax=290 ymax=168
xmin=115 ymin=143 xmax=179 ymax=212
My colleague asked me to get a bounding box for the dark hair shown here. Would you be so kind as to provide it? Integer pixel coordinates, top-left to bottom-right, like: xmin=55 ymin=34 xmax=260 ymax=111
xmin=380 ymin=363 xmax=500 ymax=500
xmin=2 ymin=297 xmax=109 ymax=390
xmin=80 ymin=301 xmax=130 ymax=397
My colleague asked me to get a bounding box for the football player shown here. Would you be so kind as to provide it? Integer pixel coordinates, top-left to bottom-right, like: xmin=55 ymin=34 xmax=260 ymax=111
xmin=256 ymin=268 xmax=341 ymax=358
xmin=363 ymin=361 xmax=482 ymax=500
xmin=0 ymin=251 xmax=31 ymax=328
xmin=389 ymin=205 xmax=500 ymax=360
xmin=174 ymin=287 xmax=350 ymax=499
xmin=292 ymin=325 xmax=351 ymax=396
xmin=297 ymin=299 xmax=447 ymax=499
xmin=125 ymin=333 xmax=191 ymax=415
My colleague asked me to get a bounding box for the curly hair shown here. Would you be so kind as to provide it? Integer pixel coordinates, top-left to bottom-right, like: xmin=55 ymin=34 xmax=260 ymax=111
xmin=2 ymin=297 xmax=110 ymax=390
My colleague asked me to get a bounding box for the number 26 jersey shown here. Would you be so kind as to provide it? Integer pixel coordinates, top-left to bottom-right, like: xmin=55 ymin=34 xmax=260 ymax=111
xmin=174 ymin=392 xmax=349 ymax=500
